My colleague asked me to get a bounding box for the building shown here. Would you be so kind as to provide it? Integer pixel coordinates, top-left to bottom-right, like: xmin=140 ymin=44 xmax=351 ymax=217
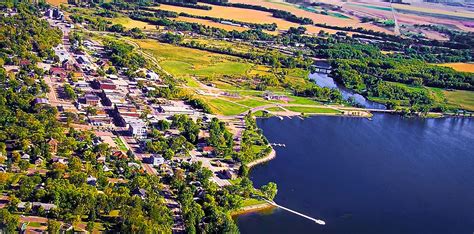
xmin=115 ymin=104 xmax=141 ymax=126
xmin=87 ymin=175 xmax=97 ymax=186
xmin=127 ymin=118 xmax=148 ymax=138
xmin=84 ymin=94 xmax=101 ymax=106
xmin=17 ymin=202 xmax=57 ymax=213
xmin=34 ymin=98 xmax=50 ymax=105
xmin=146 ymin=70 xmax=160 ymax=81
xmin=145 ymin=155 xmax=165 ymax=166
xmin=48 ymin=138 xmax=59 ymax=154
xmin=202 ymin=146 xmax=215 ymax=156
xmin=263 ymin=92 xmax=290 ymax=102
xmin=50 ymin=67 xmax=67 ymax=79
xmin=95 ymin=79 xmax=116 ymax=90
xmin=157 ymin=105 xmax=195 ymax=115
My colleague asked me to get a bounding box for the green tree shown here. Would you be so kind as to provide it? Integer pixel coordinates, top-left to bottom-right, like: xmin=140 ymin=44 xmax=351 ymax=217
xmin=261 ymin=182 xmax=278 ymax=200
xmin=47 ymin=219 xmax=61 ymax=234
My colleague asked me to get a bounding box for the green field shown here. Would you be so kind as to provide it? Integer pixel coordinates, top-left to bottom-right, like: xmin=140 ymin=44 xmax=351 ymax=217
xmin=285 ymin=106 xmax=342 ymax=114
xmin=443 ymin=90 xmax=474 ymax=111
xmin=266 ymin=106 xmax=286 ymax=112
xmin=235 ymin=98 xmax=271 ymax=108
xmin=113 ymin=137 xmax=128 ymax=151
xmin=241 ymin=198 xmax=267 ymax=207
xmin=205 ymin=98 xmax=249 ymax=116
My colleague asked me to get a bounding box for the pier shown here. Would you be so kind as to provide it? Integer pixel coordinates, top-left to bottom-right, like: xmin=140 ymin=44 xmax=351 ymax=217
xmin=270 ymin=143 xmax=286 ymax=147
xmin=266 ymin=200 xmax=326 ymax=225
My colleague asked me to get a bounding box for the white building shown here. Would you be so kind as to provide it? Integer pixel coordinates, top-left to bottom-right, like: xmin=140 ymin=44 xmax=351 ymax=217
xmin=127 ymin=118 xmax=148 ymax=138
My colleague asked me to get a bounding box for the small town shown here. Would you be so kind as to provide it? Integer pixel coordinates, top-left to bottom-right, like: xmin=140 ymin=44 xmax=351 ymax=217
xmin=0 ymin=7 xmax=278 ymax=233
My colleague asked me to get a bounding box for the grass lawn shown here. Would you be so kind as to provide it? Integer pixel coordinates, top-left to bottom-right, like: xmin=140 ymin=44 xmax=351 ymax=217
xmin=241 ymin=198 xmax=267 ymax=207
xmin=205 ymin=98 xmax=249 ymax=116
xmin=236 ymin=98 xmax=271 ymax=108
xmin=251 ymin=145 xmax=267 ymax=155
xmin=285 ymin=106 xmax=342 ymax=114
xmin=111 ymin=17 xmax=156 ymax=30
xmin=28 ymin=222 xmax=44 ymax=227
xmin=443 ymin=90 xmax=474 ymax=111
xmin=266 ymin=107 xmax=286 ymax=112
xmin=287 ymin=95 xmax=320 ymax=105
xmin=253 ymin=110 xmax=272 ymax=117
xmin=113 ymin=137 xmax=128 ymax=152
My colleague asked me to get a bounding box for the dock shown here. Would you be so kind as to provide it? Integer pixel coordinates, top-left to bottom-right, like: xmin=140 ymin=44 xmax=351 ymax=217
xmin=266 ymin=200 xmax=326 ymax=225
xmin=270 ymin=143 xmax=286 ymax=147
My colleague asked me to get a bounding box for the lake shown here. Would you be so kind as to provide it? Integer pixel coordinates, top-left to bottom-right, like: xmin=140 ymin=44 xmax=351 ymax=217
xmin=236 ymin=114 xmax=474 ymax=234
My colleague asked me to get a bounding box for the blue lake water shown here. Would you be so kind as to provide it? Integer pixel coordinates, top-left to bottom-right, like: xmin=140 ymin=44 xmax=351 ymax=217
xmin=236 ymin=114 xmax=474 ymax=234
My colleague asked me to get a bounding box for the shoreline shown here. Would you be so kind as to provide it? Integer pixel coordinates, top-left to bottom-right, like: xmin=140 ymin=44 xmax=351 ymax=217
xmin=247 ymin=148 xmax=276 ymax=168
xmin=231 ymin=201 xmax=276 ymax=216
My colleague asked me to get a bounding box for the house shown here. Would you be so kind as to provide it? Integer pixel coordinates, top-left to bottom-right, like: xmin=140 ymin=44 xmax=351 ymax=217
xmin=48 ymin=138 xmax=59 ymax=154
xmin=128 ymin=118 xmax=148 ymax=138
xmin=157 ymin=105 xmax=194 ymax=115
xmin=112 ymin=151 xmax=127 ymax=159
xmin=96 ymin=79 xmax=116 ymax=90
xmin=50 ymin=67 xmax=67 ymax=79
xmin=17 ymin=202 xmax=57 ymax=213
xmin=202 ymin=146 xmax=215 ymax=155
xmin=34 ymin=98 xmax=50 ymax=105
xmin=145 ymin=155 xmax=165 ymax=166
xmin=145 ymin=70 xmax=160 ymax=81
xmin=132 ymin=188 xmax=147 ymax=199
xmin=87 ymin=175 xmax=97 ymax=186
xmin=21 ymin=153 xmax=30 ymax=160
xmin=35 ymin=158 xmax=43 ymax=166
xmin=220 ymin=169 xmax=236 ymax=180
xmin=84 ymin=94 xmax=101 ymax=106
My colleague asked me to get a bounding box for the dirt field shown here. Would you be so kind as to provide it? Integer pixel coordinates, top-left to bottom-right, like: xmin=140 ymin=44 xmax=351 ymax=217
xmin=438 ymin=63 xmax=474 ymax=73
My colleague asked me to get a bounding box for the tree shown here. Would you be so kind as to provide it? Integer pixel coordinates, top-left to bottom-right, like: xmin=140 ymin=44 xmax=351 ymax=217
xmin=261 ymin=182 xmax=278 ymax=200
xmin=18 ymin=160 xmax=30 ymax=171
xmin=47 ymin=219 xmax=61 ymax=234
xmin=63 ymin=84 xmax=77 ymax=100
xmin=86 ymin=221 xmax=95 ymax=233
xmin=0 ymin=209 xmax=19 ymax=233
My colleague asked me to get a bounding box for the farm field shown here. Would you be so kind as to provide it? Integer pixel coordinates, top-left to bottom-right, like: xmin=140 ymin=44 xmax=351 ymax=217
xmin=443 ymin=90 xmax=474 ymax=111
xmin=46 ymin=0 xmax=67 ymax=6
xmin=155 ymin=4 xmax=350 ymax=35
xmin=438 ymin=63 xmax=474 ymax=73
xmin=392 ymin=3 xmax=474 ymax=20
xmin=175 ymin=16 xmax=249 ymax=32
xmin=229 ymin=0 xmax=392 ymax=34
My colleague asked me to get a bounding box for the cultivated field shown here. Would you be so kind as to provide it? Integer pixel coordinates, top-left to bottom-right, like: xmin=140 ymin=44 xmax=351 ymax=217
xmin=438 ymin=63 xmax=474 ymax=73
xmin=155 ymin=4 xmax=350 ymax=35
xmin=46 ymin=0 xmax=67 ymax=6
xmin=175 ymin=16 xmax=249 ymax=32
xmin=229 ymin=0 xmax=393 ymax=34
